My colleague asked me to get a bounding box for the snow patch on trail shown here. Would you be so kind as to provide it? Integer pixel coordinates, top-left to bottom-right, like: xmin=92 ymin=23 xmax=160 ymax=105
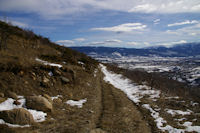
xmin=36 ymin=58 xmax=62 ymax=68
xmin=100 ymin=64 xmax=160 ymax=104
xmin=66 ymin=99 xmax=87 ymax=108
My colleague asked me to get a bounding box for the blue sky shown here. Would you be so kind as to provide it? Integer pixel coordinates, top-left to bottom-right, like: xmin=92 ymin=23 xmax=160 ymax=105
xmin=0 ymin=0 xmax=200 ymax=48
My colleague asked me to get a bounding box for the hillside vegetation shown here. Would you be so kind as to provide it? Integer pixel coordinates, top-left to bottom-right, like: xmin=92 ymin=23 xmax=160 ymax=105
xmin=0 ymin=21 xmax=104 ymax=132
xmin=0 ymin=21 xmax=152 ymax=133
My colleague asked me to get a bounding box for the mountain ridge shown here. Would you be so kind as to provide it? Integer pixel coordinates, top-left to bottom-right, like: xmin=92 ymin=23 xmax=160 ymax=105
xmin=70 ymin=43 xmax=200 ymax=57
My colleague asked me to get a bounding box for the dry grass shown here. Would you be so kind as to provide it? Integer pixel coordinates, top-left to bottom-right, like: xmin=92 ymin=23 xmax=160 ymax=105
xmin=0 ymin=20 xmax=100 ymax=132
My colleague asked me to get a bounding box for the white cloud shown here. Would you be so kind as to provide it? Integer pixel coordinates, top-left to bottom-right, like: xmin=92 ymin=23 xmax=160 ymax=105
xmin=1 ymin=0 xmax=200 ymax=19
xmin=154 ymin=19 xmax=160 ymax=23
xmin=91 ymin=23 xmax=147 ymax=33
xmin=166 ymin=30 xmax=180 ymax=35
xmin=87 ymin=41 xmax=108 ymax=46
xmin=125 ymin=41 xmax=151 ymax=48
xmin=56 ymin=38 xmax=122 ymax=47
xmin=0 ymin=19 xmax=29 ymax=28
xmin=129 ymin=0 xmax=200 ymax=14
xmin=105 ymin=39 xmax=122 ymax=43
xmin=144 ymin=42 xmax=150 ymax=46
xmin=127 ymin=41 xmax=140 ymax=46
xmin=166 ymin=23 xmax=200 ymax=36
xmin=168 ymin=20 xmax=199 ymax=27
xmin=189 ymin=33 xmax=197 ymax=36
xmin=154 ymin=19 xmax=160 ymax=24
xmin=56 ymin=40 xmax=74 ymax=45
xmin=156 ymin=40 xmax=187 ymax=47
xmin=87 ymin=39 xmax=122 ymax=46
xmin=73 ymin=38 xmax=86 ymax=42
xmin=10 ymin=20 xmax=29 ymax=28
xmin=129 ymin=4 xmax=157 ymax=13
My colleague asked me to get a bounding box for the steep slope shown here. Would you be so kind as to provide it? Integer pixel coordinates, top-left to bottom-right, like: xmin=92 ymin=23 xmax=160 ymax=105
xmin=0 ymin=21 xmax=153 ymax=133
xmin=0 ymin=21 xmax=100 ymax=132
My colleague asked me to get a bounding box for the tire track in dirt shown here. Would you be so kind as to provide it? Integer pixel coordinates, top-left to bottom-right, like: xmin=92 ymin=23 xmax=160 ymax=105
xmin=95 ymin=79 xmax=151 ymax=133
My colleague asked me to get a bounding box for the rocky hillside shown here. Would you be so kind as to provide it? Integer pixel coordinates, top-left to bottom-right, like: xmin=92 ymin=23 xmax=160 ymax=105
xmin=0 ymin=21 xmax=153 ymax=133
xmin=0 ymin=21 xmax=104 ymax=132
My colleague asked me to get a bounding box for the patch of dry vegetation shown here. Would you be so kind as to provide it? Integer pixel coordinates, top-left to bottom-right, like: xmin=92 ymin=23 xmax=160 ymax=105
xmin=0 ymin=21 xmax=101 ymax=133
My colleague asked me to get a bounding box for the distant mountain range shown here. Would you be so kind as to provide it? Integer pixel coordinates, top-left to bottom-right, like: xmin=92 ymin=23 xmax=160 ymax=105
xmin=70 ymin=43 xmax=200 ymax=57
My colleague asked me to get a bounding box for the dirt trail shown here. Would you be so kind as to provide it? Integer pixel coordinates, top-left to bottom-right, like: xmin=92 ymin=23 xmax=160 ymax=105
xmin=95 ymin=79 xmax=151 ymax=133
xmin=0 ymin=69 xmax=152 ymax=133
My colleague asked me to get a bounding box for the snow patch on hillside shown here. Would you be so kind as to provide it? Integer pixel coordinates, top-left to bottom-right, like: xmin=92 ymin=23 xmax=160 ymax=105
xmin=36 ymin=58 xmax=62 ymax=68
xmin=66 ymin=99 xmax=87 ymax=108
xmin=0 ymin=96 xmax=47 ymax=127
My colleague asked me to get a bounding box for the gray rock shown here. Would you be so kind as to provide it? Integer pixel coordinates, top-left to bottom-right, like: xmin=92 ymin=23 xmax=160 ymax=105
xmin=61 ymin=76 xmax=70 ymax=84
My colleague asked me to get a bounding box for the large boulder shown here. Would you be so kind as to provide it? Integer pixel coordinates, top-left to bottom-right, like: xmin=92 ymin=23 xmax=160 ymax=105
xmin=0 ymin=108 xmax=34 ymax=125
xmin=26 ymin=96 xmax=52 ymax=112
